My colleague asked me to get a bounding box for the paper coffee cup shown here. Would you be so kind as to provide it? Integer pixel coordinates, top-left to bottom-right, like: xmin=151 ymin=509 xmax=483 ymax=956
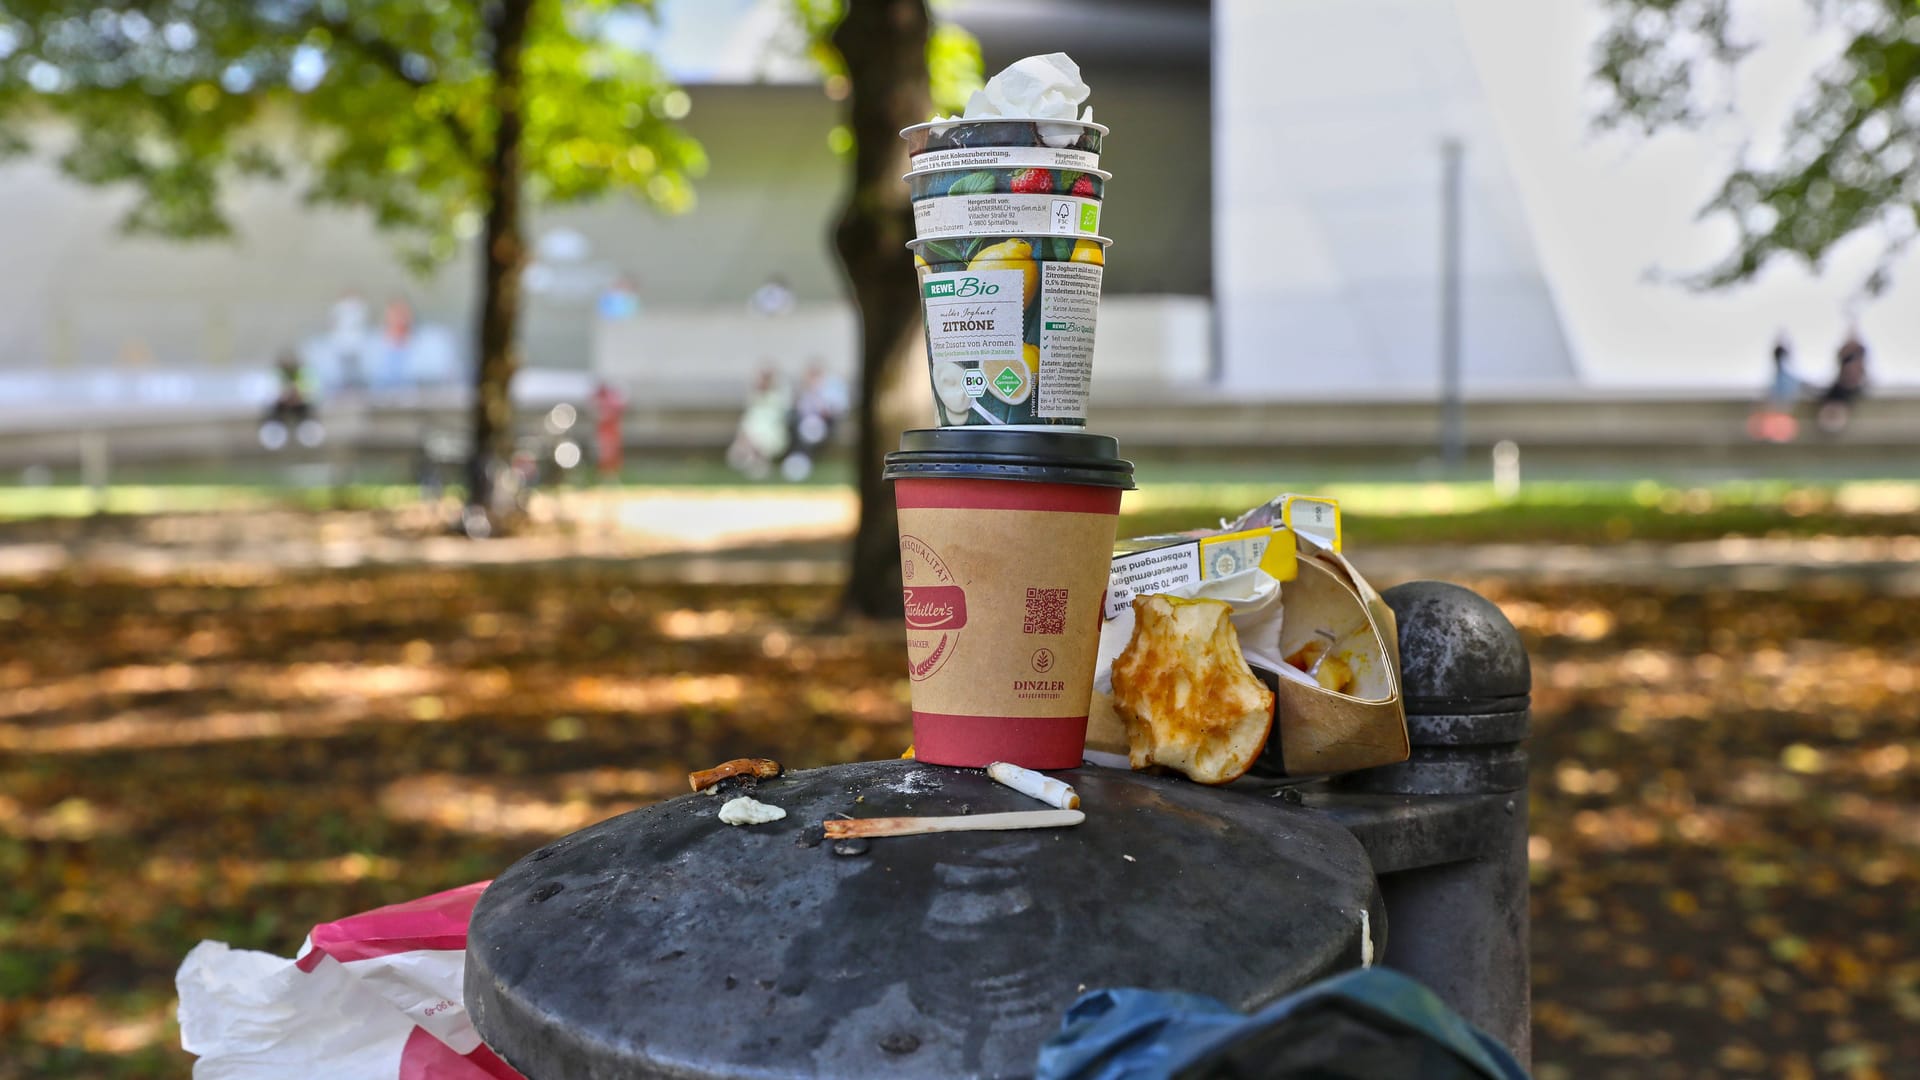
xmin=901 ymin=117 xmax=1107 ymax=164
xmin=909 ymin=234 xmax=1110 ymax=428
xmin=883 ymin=428 xmax=1135 ymax=769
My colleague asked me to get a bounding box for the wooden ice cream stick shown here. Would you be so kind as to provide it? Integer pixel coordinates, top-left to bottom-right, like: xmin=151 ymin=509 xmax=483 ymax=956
xmin=822 ymin=809 xmax=1084 ymax=839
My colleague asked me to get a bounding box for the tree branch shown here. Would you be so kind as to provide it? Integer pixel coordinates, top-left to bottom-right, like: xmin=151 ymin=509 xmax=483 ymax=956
xmin=313 ymin=14 xmax=478 ymax=160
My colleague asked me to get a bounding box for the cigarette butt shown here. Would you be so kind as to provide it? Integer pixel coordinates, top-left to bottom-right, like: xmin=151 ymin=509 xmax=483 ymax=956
xmin=822 ymin=809 xmax=1084 ymax=839
xmin=986 ymin=761 xmax=1080 ymax=810
xmin=688 ymin=757 xmax=782 ymax=792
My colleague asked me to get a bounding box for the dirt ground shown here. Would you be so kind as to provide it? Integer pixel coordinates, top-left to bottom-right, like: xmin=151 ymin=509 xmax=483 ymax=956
xmin=1 ymin=515 xmax=1917 ymax=1077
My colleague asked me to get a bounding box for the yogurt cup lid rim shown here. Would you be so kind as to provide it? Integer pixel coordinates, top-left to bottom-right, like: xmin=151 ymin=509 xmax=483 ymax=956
xmin=902 ymin=164 xmax=1112 ymax=183
xmin=900 ymin=117 xmax=1111 ymax=138
xmin=906 ymin=234 xmax=1111 ymax=253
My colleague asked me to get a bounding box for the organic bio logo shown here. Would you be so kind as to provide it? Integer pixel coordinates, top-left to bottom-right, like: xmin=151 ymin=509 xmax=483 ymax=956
xmin=926 ymin=275 xmax=1000 ymax=299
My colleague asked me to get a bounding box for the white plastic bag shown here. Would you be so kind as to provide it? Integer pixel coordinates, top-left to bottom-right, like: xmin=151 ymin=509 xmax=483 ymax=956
xmin=176 ymin=881 xmax=521 ymax=1079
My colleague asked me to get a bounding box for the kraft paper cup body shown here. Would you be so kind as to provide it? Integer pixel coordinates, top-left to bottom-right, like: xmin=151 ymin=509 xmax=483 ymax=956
xmin=884 ymin=428 xmax=1135 ymax=769
xmin=909 ymin=235 xmax=1110 ymax=428
xmin=901 ymin=117 xmax=1106 ymax=167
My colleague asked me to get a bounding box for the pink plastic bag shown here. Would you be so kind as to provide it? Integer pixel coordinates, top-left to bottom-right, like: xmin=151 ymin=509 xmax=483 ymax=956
xmin=177 ymin=882 xmax=523 ymax=1080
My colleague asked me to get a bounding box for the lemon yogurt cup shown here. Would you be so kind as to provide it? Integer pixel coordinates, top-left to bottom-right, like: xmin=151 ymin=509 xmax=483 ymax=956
xmin=909 ymin=234 xmax=1109 ymax=428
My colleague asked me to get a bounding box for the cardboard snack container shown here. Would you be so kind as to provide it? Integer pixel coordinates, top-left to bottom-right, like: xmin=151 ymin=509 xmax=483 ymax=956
xmin=1087 ymin=532 xmax=1408 ymax=778
xmin=1250 ymin=537 xmax=1408 ymax=777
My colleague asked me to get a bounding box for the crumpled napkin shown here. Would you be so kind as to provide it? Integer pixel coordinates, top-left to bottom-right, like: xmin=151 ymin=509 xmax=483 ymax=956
xmin=931 ymin=52 xmax=1096 ymax=145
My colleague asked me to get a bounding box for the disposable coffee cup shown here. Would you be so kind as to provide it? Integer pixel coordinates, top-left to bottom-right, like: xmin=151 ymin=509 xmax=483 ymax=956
xmin=909 ymin=234 xmax=1109 ymax=428
xmin=901 ymin=117 xmax=1107 ymax=170
xmin=883 ymin=428 xmax=1135 ymax=768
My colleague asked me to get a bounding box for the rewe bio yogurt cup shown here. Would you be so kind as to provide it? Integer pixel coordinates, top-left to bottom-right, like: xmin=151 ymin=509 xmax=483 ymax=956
xmin=910 ymin=234 xmax=1110 ymax=428
xmin=883 ymin=428 xmax=1135 ymax=768
xmin=912 ymin=188 xmax=1102 ymax=241
xmin=901 ymin=117 xmax=1107 ymax=170
xmin=906 ymin=165 xmax=1108 ymax=204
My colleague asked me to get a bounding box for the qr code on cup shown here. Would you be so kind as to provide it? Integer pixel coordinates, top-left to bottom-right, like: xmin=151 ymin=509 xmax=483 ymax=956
xmin=1024 ymin=588 xmax=1069 ymax=635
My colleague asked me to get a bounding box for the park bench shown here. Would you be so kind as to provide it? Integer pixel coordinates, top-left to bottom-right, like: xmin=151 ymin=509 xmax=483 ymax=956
xmin=462 ymin=581 xmax=1532 ymax=1077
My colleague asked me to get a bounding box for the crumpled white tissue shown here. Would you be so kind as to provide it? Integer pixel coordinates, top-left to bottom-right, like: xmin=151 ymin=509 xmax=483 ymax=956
xmin=932 ymin=53 xmax=1095 ymax=145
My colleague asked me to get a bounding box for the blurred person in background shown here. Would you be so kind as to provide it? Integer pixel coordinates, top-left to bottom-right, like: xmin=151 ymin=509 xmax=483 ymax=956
xmin=259 ymin=350 xmax=324 ymax=450
xmin=781 ymin=359 xmax=849 ymax=482
xmin=592 ymin=380 xmax=627 ymax=483
xmin=326 ymin=290 xmax=371 ymax=393
xmin=1748 ymin=333 xmax=1811 ymax=443
xmin=726 ymin=365 xmax=791 ymax=480
xmin=1816 ymin=328 xmax=1870 ymax=434
xmin=374 ymin=297 xmax=415 ymax=389
xmin=747 ymin=274 xmax=796 ymax=319
xmin=598 ymin=274 xmax=643 ymax=321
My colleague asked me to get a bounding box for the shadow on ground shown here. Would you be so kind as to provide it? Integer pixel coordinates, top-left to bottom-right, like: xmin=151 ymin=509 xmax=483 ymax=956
xmin=0 ymin=550 xmax=1916 ymax=1078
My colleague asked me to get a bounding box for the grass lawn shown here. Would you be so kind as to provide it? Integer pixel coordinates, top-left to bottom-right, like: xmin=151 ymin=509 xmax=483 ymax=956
xmin=4 ymin=476 xmax=1918 ymax=549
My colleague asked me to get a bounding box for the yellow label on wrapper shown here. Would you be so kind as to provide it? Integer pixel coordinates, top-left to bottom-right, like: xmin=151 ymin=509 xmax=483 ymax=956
xmin=1281 ymin=496 xmax=1342 ymax=552
xmin=1107 ymin=526 xmax=1297 ymax=620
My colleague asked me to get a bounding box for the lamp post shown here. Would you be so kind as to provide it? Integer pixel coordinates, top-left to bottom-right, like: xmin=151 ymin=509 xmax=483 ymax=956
xmin=1440 ymin=137 xmax=1465 ymax=470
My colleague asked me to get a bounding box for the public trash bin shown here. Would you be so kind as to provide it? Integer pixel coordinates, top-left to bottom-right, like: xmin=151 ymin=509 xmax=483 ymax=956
xmin=461 ymin=581 xmax=1534 ymax=1078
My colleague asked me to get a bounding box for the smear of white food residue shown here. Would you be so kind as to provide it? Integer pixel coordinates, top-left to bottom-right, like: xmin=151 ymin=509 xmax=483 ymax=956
xmin=888 ymin=769 xmax=942 ymax=795
xmin=1360 ymin=909 xmax=1375 ymax=967
xmin=718 ymin=796 xmax=786 ymax=826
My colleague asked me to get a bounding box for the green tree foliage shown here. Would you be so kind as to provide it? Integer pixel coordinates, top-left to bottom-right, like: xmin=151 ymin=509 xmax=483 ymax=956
xmin=792 ymin=0 xmax=981 ymax=117
xmin=1593 ymin=0 xmax=1920 ymax=292
xmin=0 ymin=1 xmax=704 ymax=517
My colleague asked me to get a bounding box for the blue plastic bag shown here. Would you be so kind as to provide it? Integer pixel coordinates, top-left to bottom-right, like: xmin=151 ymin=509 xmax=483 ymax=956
xmin=1036 ymin=968 xmax=1528 ymax=1080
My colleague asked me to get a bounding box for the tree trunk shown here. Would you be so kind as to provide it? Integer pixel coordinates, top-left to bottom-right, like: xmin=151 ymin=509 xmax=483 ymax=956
xmin=466 ymin=0 xmax=534 ymax=523
xmin=832 ymin=0 xmax=932 ymax=618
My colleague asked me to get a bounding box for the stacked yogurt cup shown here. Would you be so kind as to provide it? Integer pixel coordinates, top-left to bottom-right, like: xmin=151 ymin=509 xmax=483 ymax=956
xmin=900 ymin=52 xmax=1111 ymax=429
xmin=883 ymin=54 xmax=1135 ymax=770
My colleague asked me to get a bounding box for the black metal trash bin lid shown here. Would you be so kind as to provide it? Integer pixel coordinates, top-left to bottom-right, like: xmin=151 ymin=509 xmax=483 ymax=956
xmin=465 ymin=759 xmax=1381 ymax=1079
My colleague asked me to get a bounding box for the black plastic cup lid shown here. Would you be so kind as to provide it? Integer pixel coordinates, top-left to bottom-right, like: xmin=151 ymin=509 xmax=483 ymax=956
xmin=882 ymin=427 xmax=1135 ymax=490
